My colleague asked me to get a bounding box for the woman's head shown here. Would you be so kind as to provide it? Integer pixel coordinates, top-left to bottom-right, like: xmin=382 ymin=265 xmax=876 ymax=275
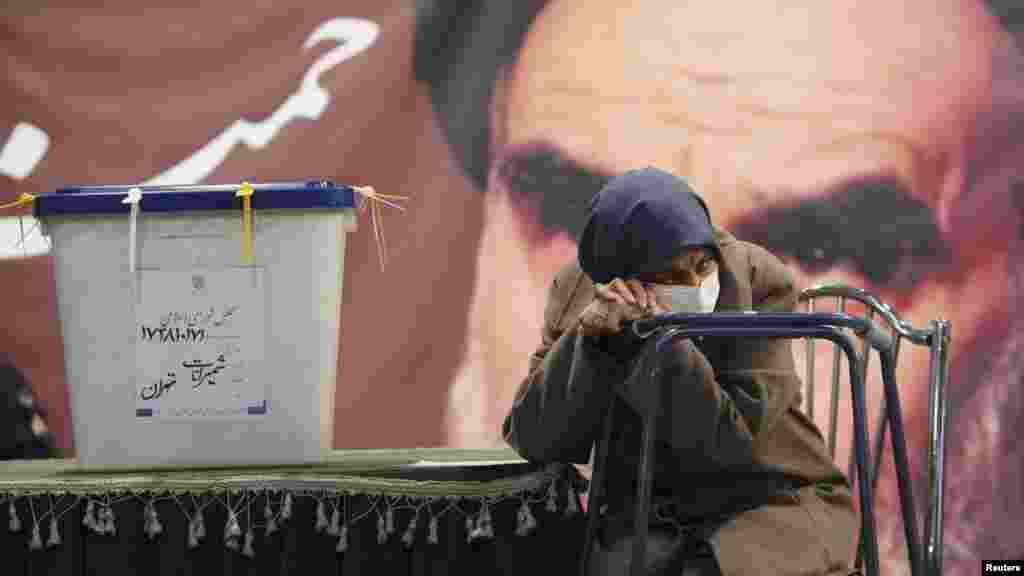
xmin=578 ymin=167 xmax=719 ymax=285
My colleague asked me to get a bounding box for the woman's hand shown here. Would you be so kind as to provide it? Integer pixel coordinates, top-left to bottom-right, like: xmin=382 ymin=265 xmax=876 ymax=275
xmin=580 ymin=278 xmax=666 ymax=337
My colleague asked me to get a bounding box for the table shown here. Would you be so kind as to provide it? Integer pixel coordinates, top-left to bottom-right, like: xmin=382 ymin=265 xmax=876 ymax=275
xmin=0 ymin=449 xmax=587 ymax=576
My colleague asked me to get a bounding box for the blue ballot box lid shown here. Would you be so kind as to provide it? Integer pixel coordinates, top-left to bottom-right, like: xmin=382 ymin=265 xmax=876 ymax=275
xmin=33 ymin=181 xmax=356 ymax=217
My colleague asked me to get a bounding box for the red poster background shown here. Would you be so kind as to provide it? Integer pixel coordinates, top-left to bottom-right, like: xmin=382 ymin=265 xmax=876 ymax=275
xmin=2 ymin=2 xmax=1021 ymax=573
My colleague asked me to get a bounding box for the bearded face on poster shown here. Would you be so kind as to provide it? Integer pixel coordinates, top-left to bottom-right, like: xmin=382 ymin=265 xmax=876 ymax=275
xmin=415 ymin=0 xmax=1023 ymax=573
xmin=1 ymin=0 xmax=1021 ymax=572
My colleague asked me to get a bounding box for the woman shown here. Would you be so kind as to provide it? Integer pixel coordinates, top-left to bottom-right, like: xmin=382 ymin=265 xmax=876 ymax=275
xmin=503 ymin=168 xmax=857 ymax=575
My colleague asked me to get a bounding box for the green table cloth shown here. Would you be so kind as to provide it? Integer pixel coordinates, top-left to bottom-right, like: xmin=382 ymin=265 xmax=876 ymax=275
xmin=0 ymin=449 xmax=587 ymax=576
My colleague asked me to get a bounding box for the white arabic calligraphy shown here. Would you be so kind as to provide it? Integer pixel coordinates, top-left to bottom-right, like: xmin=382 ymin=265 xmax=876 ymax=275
xmin=145 ymin=18 xmax=380 ymax=185
xmin=0 ymin=122 xmax=48 ymax=181
xmin=0 ymin=17 xmax=380 ymax=187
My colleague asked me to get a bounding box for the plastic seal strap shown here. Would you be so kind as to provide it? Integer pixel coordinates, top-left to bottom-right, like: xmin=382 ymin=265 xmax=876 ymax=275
xmin=352 ymin=185 xmax=408 ymax=270
xmin=0 ymin=193 xmax=36 ymax=258
xmin=236 ymin=182 xmax=255 ymax=265
xmin=0 ymin=192 xmax=35 ymax=211
xmin=122 ymin=187 xmax=142 ymax=287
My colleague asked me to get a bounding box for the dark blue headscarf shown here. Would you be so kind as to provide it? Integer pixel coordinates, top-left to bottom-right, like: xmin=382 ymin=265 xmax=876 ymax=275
xmin=578 ymin=167 xmax=718 ymax=284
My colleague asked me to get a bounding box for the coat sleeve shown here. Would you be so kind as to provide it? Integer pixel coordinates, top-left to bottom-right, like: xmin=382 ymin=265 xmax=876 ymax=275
xmin=502 ymin=268 xmax=618 ymax=464
xmin=615 ymin=243 xmax=802 ymax=469
xmin=729 ymin=243 xmax=803 ymax=437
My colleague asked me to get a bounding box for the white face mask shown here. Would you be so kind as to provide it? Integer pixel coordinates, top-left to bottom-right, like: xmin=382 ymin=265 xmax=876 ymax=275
xmin=649 ymin=271 xmax=720 ymax=314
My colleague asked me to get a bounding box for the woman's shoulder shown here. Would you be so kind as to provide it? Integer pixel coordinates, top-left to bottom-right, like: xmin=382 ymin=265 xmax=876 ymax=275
xmin=550 ymin=259 xmax=594 ymax=297
xmin=545 ymin=260 xmax=596 ymax=333
xmin=718 ymin=232 xmax=788 ymax=271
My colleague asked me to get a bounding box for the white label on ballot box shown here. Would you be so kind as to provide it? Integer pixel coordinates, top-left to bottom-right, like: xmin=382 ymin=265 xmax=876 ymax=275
xmin=135 ymin=268 xmax=267 ymax=420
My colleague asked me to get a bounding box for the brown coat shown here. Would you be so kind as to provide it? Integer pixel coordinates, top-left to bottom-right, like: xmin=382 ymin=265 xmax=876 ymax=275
xmin=503 ymin=230 xmax=858 ymax=576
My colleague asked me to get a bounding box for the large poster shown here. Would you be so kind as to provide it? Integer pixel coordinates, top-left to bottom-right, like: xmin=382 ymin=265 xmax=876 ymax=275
xmin=1 ymin=1 xmax=1021 ymax=573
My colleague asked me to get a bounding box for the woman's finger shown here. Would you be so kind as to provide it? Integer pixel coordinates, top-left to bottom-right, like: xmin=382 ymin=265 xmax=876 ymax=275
xmin=624 ymin=278 xmax=649 ymax=310
xmin=594 ymin=283 xmax=626 ymax=305
xmin=607 ymin=278 xmax=637 ymax=306
xmin=646 ymin=284 xmax=669 ymax=314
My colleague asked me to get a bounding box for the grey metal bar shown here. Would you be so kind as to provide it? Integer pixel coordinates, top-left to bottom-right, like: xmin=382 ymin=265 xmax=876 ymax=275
xmin=799 ymin=285 xmax=942 ymax=576
xmin=805 ymin=298 xmax=816 ymax=419
xmin=829 ymin=298 xmax=846 ymax=459
xmin=925 ymin=320 xmax=951 ymax=576
xmin=850 ymin=309 xmax=876 ymax=573
xmin=849 ymin=308 xmax=877 ymax=483
xmin=871 ymin=336 xmax=900 ymax=497
xmin=800 ymin=284 xmax=932 ymax=345
xmin=869 ymin=400 xmax=888 ymax=494
xmin=879 ymin=346 xmax=924 ymax=576
xmin=629 ymin=323 xmax=881 ymax=576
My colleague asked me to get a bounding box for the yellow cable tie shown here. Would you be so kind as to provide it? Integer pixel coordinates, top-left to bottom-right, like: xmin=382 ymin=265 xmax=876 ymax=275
xmin=0 ymin=193 xmax=36 ymax=211
xmin=235 ymin=182 xmax=255 ymax=266
xmin=366 ymin=193 xmax=409 ymax=200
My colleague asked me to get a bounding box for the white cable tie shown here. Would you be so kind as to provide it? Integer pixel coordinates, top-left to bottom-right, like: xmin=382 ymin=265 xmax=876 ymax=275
xmin=122 ymin=187 xmax=143 ymax=293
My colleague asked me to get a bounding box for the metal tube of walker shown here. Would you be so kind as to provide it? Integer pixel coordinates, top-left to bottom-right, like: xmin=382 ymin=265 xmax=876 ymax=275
xmin=925 ymin=320 xmax=951 ymax=576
